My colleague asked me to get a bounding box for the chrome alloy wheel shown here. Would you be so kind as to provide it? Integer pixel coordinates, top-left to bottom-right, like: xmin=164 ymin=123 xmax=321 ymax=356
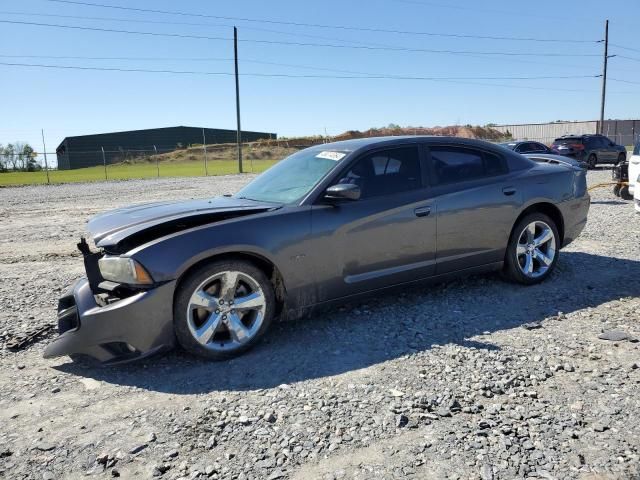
xmin=516 ymin=221 xmax=556 ymax=279
xmin=186 ymin=271 xmax=266 ymax=351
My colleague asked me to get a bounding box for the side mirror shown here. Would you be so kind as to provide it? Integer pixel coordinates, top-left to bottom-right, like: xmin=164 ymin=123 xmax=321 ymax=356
xmin=324 ymin=183 xmax=361 ymax=201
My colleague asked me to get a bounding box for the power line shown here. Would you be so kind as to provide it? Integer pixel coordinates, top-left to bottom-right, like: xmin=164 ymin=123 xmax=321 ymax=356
xmin=43 ymin=0 xmax=598 ymax=44
xmin=609 ymin=78 xmax=640 ymax=85
xmin=614 ymin=54 xmax=640 ymax=63
xmin=0 ymin=10 xmax=401 ymax=49
xmin=609 ymin=43 xmax=640 ymax=54
xmin=0 ymin=54 xmax=603 ymax=80
xmin=0 ymin=20 xmax=602 ymax=57
xmin=0 ymin=61 xmax=625 ymax=94
xmin=0 ymin=61 xmax=602 ymax=83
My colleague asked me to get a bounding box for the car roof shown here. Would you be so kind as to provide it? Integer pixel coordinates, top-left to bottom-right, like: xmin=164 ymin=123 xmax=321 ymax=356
xmin=318 ymin=135 xmax=508 ymax=152
xmin=555 ymin=134 xmax=604 ymax=139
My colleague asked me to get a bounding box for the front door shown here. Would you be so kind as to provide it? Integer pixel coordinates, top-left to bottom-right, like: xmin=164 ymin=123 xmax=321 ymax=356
xmin=310 ymin=146 xmax=437 ymax=301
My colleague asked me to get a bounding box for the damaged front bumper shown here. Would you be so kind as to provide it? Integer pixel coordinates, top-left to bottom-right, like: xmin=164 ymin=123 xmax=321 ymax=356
xmin=43 ymin=278 xmax=176 ymax=364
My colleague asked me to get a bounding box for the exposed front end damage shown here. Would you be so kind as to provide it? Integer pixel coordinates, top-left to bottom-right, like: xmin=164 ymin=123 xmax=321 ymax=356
xmin=43 ymin=239 xmax=177 ymax=364
xmin=43 ymin=276 xmax=176 ymax=364
xmin=43 ymin=197 xmax=279 ymax=363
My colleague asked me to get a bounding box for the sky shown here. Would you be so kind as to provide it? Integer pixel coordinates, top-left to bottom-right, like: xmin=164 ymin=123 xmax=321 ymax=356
xmin=0 ymin=0 xmax=639 ymax=155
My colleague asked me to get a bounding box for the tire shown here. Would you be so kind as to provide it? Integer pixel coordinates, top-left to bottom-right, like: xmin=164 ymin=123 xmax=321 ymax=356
xmin=503 ymin=213 xmax=560 ymax=285
xmin=613 ymin=184 xmax=622 ymax=197
xmin=620 ymin=185 xmax=634 ymax=201
xmin=174 ymin=259 xmax=276 ymax=360
xmin=587 ymin=154 xmax=597 ymax=169
xmin=617 ymin=152 xmax=626 ymax=165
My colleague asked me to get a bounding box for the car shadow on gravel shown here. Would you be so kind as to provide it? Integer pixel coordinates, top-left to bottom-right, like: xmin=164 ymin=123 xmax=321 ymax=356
xmin=590 ymin=200 xmax=629 ymax=206
xmin=54 ymin=251 xmax=640 ymax=394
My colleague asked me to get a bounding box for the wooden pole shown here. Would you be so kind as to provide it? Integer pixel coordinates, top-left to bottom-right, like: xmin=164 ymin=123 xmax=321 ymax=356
xmin=234 ymin=26 xmax=243 ymax=173
xmin=41 ymin=129 xmax=50 ymax=184
xmin=599 ymin=20 xmax=609 ymax=135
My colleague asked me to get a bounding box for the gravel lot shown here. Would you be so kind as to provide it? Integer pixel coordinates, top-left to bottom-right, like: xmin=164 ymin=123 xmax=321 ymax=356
xmin=1 ymin=169 xmax=639 ymax=480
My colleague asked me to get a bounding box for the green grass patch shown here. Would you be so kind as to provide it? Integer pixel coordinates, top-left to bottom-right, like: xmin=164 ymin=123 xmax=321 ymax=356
xmin=0 ymin=159 xmax=278 ymax=187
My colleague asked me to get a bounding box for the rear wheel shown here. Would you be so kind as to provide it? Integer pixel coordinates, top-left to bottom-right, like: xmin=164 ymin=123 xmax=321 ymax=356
xmin=620 ymin=185 xmax=633 ymax=200
xmin=587 ymin=154 xmax=597 ymax=169
xmin=174 ymin=260 xmax=275 ymax=360
xmin=503 ymin=213 xmax=559 ymax=285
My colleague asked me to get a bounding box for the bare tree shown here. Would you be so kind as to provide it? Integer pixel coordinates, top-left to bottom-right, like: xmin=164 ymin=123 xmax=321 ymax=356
xmin=14 ymin=142 xmax=27 ymax=170
xmin=4 ymin=144 xmax=16 ymax=170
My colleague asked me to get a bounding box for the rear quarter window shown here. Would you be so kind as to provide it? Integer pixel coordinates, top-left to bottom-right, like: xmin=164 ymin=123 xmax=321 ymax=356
xmin=428 ymin=146 xmax=507 ymax=185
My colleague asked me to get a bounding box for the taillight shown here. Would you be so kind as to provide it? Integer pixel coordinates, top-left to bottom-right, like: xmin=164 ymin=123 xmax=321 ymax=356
xmin=570 ymin=143 xmax=584 ymax=150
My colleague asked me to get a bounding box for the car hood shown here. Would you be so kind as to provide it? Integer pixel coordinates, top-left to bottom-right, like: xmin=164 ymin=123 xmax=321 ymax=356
xmin=88 ymin=196 xmax=278 ymax=251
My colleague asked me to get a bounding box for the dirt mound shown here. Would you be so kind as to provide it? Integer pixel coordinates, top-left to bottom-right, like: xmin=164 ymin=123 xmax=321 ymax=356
xmin=332 ymin=125 xmax=507 ymax=141
xmin=253 ymin=125 xmax=509 ymax=148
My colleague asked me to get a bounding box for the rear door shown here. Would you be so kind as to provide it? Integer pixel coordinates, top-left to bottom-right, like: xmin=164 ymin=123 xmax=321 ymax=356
xmin=310 ymin=145 xmax=437 ymax=300
xmin=426 ymin=144 xmax=522 ymax=273
xmin=600 ymin=136 xmax=618 ymax=162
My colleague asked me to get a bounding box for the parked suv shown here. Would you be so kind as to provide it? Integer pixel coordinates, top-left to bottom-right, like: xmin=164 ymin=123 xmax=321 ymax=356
xmin=551 ymin=134 xmax=627 ymax=168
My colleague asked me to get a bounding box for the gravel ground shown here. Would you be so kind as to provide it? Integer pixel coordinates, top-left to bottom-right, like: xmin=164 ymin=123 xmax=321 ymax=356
xmin=0 ymin=170 xmax=639 ymax=480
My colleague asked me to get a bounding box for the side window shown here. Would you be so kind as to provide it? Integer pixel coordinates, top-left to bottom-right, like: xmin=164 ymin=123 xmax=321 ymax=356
xmin=484 ymin=151 xmax=506 ymax=176
xmin=429 ymin=146 xmax=506 ymax=185
xmin=532 ymin=143 xmax=546 ymax=152
xmin=634 ymin=143 xmax=640 ymax=155
xmin=338 ymin=147 xmax=421 ymax=199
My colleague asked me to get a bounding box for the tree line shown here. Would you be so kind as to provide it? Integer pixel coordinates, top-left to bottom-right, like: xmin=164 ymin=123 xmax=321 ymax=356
xmin=0 ymin=143 xmax=41 ymax=172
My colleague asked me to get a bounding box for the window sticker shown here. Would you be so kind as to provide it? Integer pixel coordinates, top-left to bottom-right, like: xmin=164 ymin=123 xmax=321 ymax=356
xmin=316 ymin=151 xmax=346 ymax=161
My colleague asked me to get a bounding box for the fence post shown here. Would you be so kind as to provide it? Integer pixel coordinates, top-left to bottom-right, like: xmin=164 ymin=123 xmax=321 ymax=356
xmin=202 ymin=128 xmax=208 ymax=176
xmin=41 ymin=129 xmax=50 ymax=185
xmin=154 ymin=145 xmax=159 ymax=178
xmin=101 ymin=146 xmax=107 ymax=180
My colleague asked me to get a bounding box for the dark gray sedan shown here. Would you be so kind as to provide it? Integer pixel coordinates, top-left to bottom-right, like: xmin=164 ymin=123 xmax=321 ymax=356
xmin=44 ymin=136 xmax=590 ymax=364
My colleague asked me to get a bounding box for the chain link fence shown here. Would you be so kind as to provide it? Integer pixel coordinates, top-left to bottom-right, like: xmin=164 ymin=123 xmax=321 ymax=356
xmin=0 ymin=139 xmax=308 ymax=186
xmin=2 ymin=132 xmax=639 ymax=187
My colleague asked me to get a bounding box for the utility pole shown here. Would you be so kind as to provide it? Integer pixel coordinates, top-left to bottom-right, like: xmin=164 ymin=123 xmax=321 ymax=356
xmin=234 ymin=26 xmax=243 ymax=173
xmin=202 ymin=128 xmax=208 ymax=176
xmin=101 ymin=146 xmax=107 ymax=180
xmin=599 ymin=19 xmax=609 ymax=135
xmin=41 ymin=129 xmax=50 ymax=184
xmin=153 ymin=145 xmax=159 ymax=178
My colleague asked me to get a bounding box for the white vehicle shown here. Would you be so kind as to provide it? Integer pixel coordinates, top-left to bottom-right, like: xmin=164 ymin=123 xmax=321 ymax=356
xmin=630 ymin=142 xmax=640 ymax=212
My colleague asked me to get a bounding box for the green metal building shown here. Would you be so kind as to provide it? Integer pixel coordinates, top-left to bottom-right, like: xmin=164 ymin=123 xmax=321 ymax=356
xmin=55 ymin=126 xmax=276 ymax=170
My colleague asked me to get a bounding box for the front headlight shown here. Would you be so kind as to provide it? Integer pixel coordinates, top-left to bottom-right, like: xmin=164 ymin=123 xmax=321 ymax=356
xmin=98 ymin=256 xmax=153 ymax=285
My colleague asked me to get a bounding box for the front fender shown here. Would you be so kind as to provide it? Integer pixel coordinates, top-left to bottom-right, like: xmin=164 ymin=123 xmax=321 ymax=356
xmin=127 ymin=206 xmax=317 ymax=310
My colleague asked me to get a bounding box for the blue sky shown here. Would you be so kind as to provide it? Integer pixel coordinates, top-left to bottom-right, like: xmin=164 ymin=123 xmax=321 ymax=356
xmin=1 ymin=0 xmax=638 ymax=152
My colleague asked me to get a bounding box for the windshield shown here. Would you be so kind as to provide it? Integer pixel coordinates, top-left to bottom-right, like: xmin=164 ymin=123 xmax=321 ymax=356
xmin=235 ymin=148 xmax=348 ymax=204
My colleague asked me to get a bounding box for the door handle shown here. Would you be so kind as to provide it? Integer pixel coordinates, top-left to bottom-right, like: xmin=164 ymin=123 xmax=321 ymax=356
xmin=414 ymin=206 xmax=431 ymax=217
xmin=502 ymin=187 xmax=516 ymax=196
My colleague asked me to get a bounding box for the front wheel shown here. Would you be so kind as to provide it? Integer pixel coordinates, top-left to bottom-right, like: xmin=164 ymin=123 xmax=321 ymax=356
xmin=503 ymin=213 xmax=559 ymax=285
xmin=587 ymin=154 xmax=597 ymax=169
xmin=616 ymin=153 xmax=626 ymax=165
xmin=174 ymin=260 xmax=275 ymax=360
